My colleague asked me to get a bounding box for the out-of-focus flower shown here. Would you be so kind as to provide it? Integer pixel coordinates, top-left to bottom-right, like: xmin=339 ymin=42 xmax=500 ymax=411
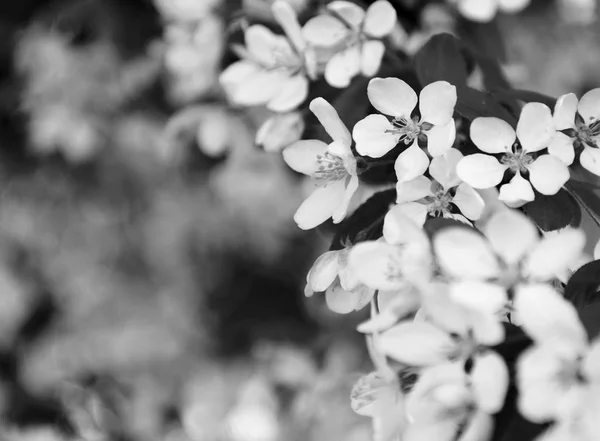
xmin=243 ymin=0 xmax=310 ymax=21
xmin=449 ymin=0 xmax=530 ymax=22
xmin=457 ymin=103 xmax=569 ymax=208
xmin=353 ymin=78 xmax=457 ymax=182
xmin=550 ymin=90 xmax=600 ymax=176
xmin=256 ymin=111 xmax=305 ymax=152
xmin=154 ymin=0 xmax=221 ymax=22
xmin=556 ymin=0 xmax=597 ymax=25
xmin=220 ymin=1 xmax=313 ymax=112
xmin=282 ymin=98 xmax=358 ymax=229
xmin=302 ymin=0 xmax=397 ymax=88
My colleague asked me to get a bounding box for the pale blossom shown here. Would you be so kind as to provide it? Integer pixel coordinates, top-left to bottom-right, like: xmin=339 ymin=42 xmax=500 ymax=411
xmin=282 ymin=98 xmax=358 ymax=229
xmin=549 ymin=89 xmax=600 ymax=177
xmin=457 ymin=103 xmax=570 ymax=208
xmin=220 ymin=1 xmax=314 ymax=112
xmin=255 ymin=111 xmax=305 ymax=152
xmin=450 ymin=0 xmax=530 ymax=22
xmin=302 ymin=0 xmax=397 ymax=88
xmin=154 ymin=0 xmax=220 ymax=22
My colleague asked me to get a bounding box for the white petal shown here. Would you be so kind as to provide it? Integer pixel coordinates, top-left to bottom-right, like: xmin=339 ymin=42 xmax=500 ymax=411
xmin=325 ymin=283 xmax=372 ymax=314
xmin=553 ymin=93 xmax=578 ymax=130
xmin=456 ymin=154 xmax=507 ymax=189
xmin=271 ymin=1 xmax=306 ymax=52
xmin=498 ymin=172 xmax=535 ymax=208
xmin=332 ymin=174 xmax=359 ymax=223
xmin=256 ymin=112 xmax=305 ymax=152
xmin=324 ymin=45 xmax=361 ymax=88
xmin=513 ymin=283 xmax=588 ymax=349
xmin=350 ymin=371 xmax=399 ymax=418
xmin=449 ymin=281 xmax=508 ymax=314
xmin=245 ymin=25 xmax=282 ymax=65
xmin=267 ymin=74 xmax=308 ymax=112
xmin=547 ymin=132 xmax=575 ymax=165
xmin=282 ymin=140 xmax=329 ymax=175
xmin=457 ymin=411 xmax=494 ymax=441
xmin=353 ymin=114 xmax=399 ymax=158
xmin=419 ymin=81 xmax=457 ymax=127
xmin=379 ymin=321 xmax=457 ymax=366
xmin=483 ymin=210 xmax=538 ymax=266
xmin=395 ymin=142 xmax=430 ymax=183
xmin=363 ymin=0 xmax=397 ymax=38
xmin=383 ymin=203 xmax=428 ymax=244
xmin=396 ymin=176 xmax=432 ymax=204
xmin=471 ymin=352 xmax=509 ymax=414
xmin=452 ymin=183 xmax=485 ymax=220
xmin=434 ymin=228 xmax=501 ymax=279
xmin=498 ymin=0 xmax=531 ymax=13
xmin=595 ymin=238 xmax=600 ymax=260
xmin=294 ymin=180 xmax=346 ymax=229
xmin=309 ymin=97 xmax=352 ymax=146
xmin=527 ymin=154 xmax=570 ymax=195
xmin=517 ymin=103 xmax=555 ymax=153
xmin=360 ymin=40 xmax=385 ymax=77
xmin=220 ymin=62 xmax=281 ymax=107
xmin=367 ymin=77 xmax=418 ymax=117
xmin=470 ymin=117 xmax=515 ymax=154
xmin=429 ymin=149 xmax=463 ymax=190
xmin=327 ymin=1 xmax=366 ymax=29
xmin=580 ymin=146 xmax=600 ymax=177
xmin=578 ymin=88 xmax=600 ymax=122
xmin=305 ymin=250 xmax=339 ymax=295
xmin=456 ymin=0 xmax=498 ymax=22
xmin=425 ymin=120 xmax=456 ymax=157
xmin=301 ymin=15 xmax=349 ymax=47
xmin=469 ymin=311 xmax=505 ymax=346
xmin=348 ymin=241 xmax=408 ymax=291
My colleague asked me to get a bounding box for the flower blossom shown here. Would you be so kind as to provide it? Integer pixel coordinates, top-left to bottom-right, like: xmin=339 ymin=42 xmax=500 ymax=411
xmin=302 ymin=0 xmax=397 ymax=88
xmin=449 ymin=0 xmax=530 ymax=23
xmin=550 ymin=89 xmax=600 ymax=176
xmin=220 ymin=1 xmax=314 ymax=112
xmin=387 ymin=149 xmax=484 ymax=228
xmin=282 ymin=98 xmax=358 ymax=229
xmin=456 ymin=103 xmax=570 ymax=208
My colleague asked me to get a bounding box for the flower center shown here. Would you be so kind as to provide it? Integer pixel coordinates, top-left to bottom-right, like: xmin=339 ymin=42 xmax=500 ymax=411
xmin=315 ymin=152 xmax=349 ymax=186
xmin=424 ymin=182 xmax=453 ymax=217
xmin=501 ymin=145 xmax=533 ymax=173
xmin=385 ymin=117 xmax=422 ymax=144
xmin=576 ymin=118 xmax=600 ymax=148
xmin=268 ymin=44 xmax=303 ymax=75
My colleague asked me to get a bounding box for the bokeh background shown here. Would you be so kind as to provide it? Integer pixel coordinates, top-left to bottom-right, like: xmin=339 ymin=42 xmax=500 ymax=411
xmin=0 ymin=0 xmax=598 ymax=440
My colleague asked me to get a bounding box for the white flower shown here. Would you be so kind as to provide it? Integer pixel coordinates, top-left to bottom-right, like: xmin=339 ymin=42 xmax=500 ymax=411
xmin=549 ymin=89 xmax=600 ymax=177
xmin=387 ymin=149 xmax=485 ymax=228
xmin=353 ymin=78 xmax=457 ymax=184
xmin=256 ymin=111 xmax=305 ymax=152
xmin=433 ymin=210 xmax=586 ymax=314
xmin=450 ymin=0 xmax=530 ymax=22
xmin=220 ymin=1 xmax=313 ymax=112
xmin=283 ymin=98 xmax=358 ymax=229
xmin=457 ymin=103 xmax=569 ymax=208
xmin=302 ymin=0 xmax=397 ymax=88
xmin=154 ymin=0 xmax=220 ymax=22
xmin=304 ymin=247 xmax=374 ymax=314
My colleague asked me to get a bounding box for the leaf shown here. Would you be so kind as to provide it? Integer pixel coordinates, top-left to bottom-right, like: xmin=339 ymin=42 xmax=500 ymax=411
xmin=414 ymin=33 xmax=469 ymax=86
xmin=565 ymin=177 xmax=600 ymax=223
xmin=521 ymin=189 xmax=582 ymax=231
xmin=459 ymin=18 xmax=507 ymax=63
xmin=330 ymin=189 xmax=396 ymax=251
xmin=493 ymin=89 xmax=557 ymax=109
xmin=455 ymin=86 xmax=519 ymax=126
xmin=564 ymin=260 xmax=600 ymax=309
xmin=422 ymin=216 xmax=476 ymax=240
xmin=579 ymin=299 xmax=600 ymax=340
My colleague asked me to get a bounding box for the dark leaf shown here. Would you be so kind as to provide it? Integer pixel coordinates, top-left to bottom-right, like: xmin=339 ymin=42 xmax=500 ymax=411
xmin=459 ymin=18 xmax=507 ymax=63
xmin=564 ymin=260 xmax=600 ymax=309
xmin=330 ymin=189 xmax=396 ymax=251
xmin=414 ymin=33 xmax=469 ymax=86
xmin=522 ymin=189 xmax=581 ymax=231
xmin=494 ymin=89 xmax=557 ymax=109
xmin=579 ymin=299 xmax=600 ymax=340
xmin=455 ymin=86 xmax=519 ymax=126
xmin=565 ymin=176 xmax=600 ymax=222
xmin=422 ymin=217 xmax=476 ymax=240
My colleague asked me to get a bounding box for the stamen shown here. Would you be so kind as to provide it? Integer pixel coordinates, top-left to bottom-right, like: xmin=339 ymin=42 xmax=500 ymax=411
xmin=501 ymin=145 xmax=533 ymax=173
xmin=384 ymin=117 xmax=422 ymax=144
xmin=314 ymin=152 xmax=349 ymax=186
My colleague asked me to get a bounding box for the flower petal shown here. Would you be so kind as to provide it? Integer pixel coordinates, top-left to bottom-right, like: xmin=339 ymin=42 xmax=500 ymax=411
xmin=449 ymin=281 xmax=508 ymax=315
xmin=267 ymin=74 xmax=308 ymax=112
xmin=517 ymin=102 xmax=555 ymax=153
xmin=256 ymin=112 xmax=305 ymax=152
xmin=452 ymin=183 xmax=485 ymax=220
xmin=456 ymin=154 xmax=507 ymax=189
xmin=294 ymin=180 xmax=346 ymax=229
xmin=498 ymin=0 xmax=531 ymax=13
xmin=482 ymin=209 xmax=538 ymax=265
xmin=471 ymin=351 xmax=509 ymax=414
xmin=325 ymin=283 xmax=373 ymax=314
xmin=309 ymin=97 xmax=352 ymax=147
xmin=383 ymin=203 xmax=428 ymax=244
xmin=580 ymin=146 xmax=600 ymax=177
xmin=456 ymin=0 xmax=498 ymax=22
xmin=425 ymin=120 xmax=456 ymax=157
xmin=419 ymin=81 xmax=457 ymax=126
xmin=470 ymin=117 xmax=515 ymax=154
xmin=282 ymin=140 xmax=329 ymax=175
xmin=305 ymin=251 xmax=340 ymax=296
xmin=220 ymin=61 xmax=281 ymax=107
xmin=271 ymin=0 xmax=306 ymax=52
xmin=547 ymin=132 xmax=575 ymax=165
xmin=553 ymin=93 xmax=578 ymax=130
xmin=367 ymin=77 xmax=418 ymax=117
xmin=498 ymin=172 xmax=535 ymax=208
xmin=434 ymin=228 xmax=501 ymax=279
xmin=353 ymin=114 xmax=398 ymax=158
xmin=327 ymin=0 xmax=366 ymax=29
xmin=324 ymin=45 xmax=361 ymax=88
xmin=379 ymin=321 xmax=457 ymax=366
xmin=363 ymin=0 xmax=397 ymax=38
xmin=360 ymin=40 xmax=385 ymax=77
xmin=395 ymin=142 xmax=430 ymax=183
xmin=301 ymin=15 xmax=349 ymax=47
xmin=332 ymin=174 xmax=359 ymax=223
xmin=527 ymin=154 xmax=570 ymax=195
xmin=578 ymin=87 xmax=600 ymax=122
xmin=396 ymin=176 xmax=432 ymax=204
xmin=245 ymin=25 xmax=281 ymax=65
xmin=429 ymin=149 xmax=463 ymax=190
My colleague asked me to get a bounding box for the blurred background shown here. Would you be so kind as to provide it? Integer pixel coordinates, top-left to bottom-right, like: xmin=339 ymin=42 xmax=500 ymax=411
xmin=0 ymin=0 xmax=597 ymax=440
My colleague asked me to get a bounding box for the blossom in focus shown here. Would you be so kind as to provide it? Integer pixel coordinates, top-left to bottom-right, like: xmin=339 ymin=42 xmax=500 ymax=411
xmin=550 ymin=89 xmax=600 ymax=176
xmin=449 ymin=0 xmax=530 ymax=22
xmin=302 ymin=0 xmax=397 ymax=88
xmin=220 ymin=1 xmax=313 ymax=112
xmin=255 ymin=111 xmax=305 ymax=152
xmin=456 ymin=103 xmax=569 ymax=208
xmin=282 ymin=98 xmax=358 ymax=229
xmin=388 ymin=149 xmax=485 ymax=227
